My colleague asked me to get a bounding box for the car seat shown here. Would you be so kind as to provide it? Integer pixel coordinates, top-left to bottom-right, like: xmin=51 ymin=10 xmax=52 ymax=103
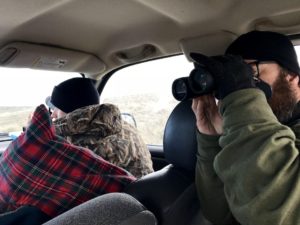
xmin=42 ymin=193 xmax=157 ymax=225
xmin=125 ymin=100 xmax=212 ymax=225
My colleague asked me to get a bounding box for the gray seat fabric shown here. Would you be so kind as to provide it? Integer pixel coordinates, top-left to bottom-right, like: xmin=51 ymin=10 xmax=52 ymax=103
xmin=125 ymin=100 xmax=212 ymax=225
xmin=43 ymin=193 xmax=157 ymax=225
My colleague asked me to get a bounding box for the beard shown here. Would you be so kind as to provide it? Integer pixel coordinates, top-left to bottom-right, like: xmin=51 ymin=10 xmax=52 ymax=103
xmin=267 ymin=71 xmax=298 ymax=124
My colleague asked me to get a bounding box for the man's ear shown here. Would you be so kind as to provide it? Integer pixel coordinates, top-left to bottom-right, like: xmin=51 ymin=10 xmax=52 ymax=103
xmin=286 ymin=73 xmax=299 ymax=83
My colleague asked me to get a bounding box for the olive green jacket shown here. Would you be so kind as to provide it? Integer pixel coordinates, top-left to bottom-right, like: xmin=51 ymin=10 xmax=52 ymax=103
xmin=196 ymin=89 xmax=300 ymax=225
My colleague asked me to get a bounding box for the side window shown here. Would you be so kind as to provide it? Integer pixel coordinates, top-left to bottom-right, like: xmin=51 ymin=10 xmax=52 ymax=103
xmin=101 ymin=55 xmax=194 ymax=145
xmin=0 ymin=68 xmax=79 ymax=135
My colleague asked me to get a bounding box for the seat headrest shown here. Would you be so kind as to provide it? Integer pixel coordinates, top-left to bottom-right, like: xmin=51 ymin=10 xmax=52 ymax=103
xmin=163 ymin=100 xmax=197 ymax=171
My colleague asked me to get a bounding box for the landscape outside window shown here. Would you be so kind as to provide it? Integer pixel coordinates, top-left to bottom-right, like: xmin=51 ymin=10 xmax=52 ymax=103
xmin=2 ymin=47 xmax=300 ymax=146
xmin=101 ymin=55 xmax=194 ymax=145
xmin=0 ymin=69 xmax=78 ymax=136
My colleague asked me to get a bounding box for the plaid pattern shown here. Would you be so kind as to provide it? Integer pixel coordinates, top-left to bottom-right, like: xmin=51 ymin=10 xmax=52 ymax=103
xmin=0 ymin=105 xmax=136 ymax=217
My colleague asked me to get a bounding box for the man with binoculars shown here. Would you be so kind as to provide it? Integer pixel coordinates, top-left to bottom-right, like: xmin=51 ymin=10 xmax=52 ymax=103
xmin=186 ymin=31 xmax=300 ymax=225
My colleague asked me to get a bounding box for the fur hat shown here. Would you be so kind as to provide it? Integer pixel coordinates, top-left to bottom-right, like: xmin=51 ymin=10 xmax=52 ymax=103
xmin=226 ymin=30 xmax=300 ymax=75
xmin=48 ymin=77 xmax=99 ymax=113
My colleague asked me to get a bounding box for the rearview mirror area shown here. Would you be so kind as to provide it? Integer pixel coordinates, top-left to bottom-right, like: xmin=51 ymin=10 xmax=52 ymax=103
xmin=121 ymin=113 xmax=137 ymax=128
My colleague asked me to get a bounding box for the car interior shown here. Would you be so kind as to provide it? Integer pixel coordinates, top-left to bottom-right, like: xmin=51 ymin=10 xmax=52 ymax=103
xmin=1 ymin=0 xmax=300 ymax=224
xmin=124 ymin=99 xmax=208 ymax=225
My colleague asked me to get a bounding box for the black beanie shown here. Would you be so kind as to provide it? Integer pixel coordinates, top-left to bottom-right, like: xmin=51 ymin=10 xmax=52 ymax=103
xmin=50 ymin=77 xmax=99 ymax=113
xmin=225 ymin=31 xmax=300 ymax=75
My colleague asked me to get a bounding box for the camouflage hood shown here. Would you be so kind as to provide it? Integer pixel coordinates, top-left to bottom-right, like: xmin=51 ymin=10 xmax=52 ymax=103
xmin=54 ymin=103 xmax=122 ymax=138
xmin=53 ymin=103 xmax=154 ymax=178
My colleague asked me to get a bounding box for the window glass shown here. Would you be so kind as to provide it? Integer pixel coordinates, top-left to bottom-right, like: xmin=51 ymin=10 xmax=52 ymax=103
xmin=295 ymin=46 xmax=300 ymax=58
xmin=0 ymin=68 xmax=79 ymax=134
xmin=101 ymin=55 xmax=194 ymax=145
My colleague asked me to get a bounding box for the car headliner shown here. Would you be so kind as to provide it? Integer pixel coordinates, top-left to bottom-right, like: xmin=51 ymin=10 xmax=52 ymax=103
xmin=0 ymin=0 xmax=300 ymax=78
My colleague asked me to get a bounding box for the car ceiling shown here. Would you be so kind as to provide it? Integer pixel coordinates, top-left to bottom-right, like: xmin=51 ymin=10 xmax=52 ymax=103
xmin=1 ymin=0 xmax=300 ymax=78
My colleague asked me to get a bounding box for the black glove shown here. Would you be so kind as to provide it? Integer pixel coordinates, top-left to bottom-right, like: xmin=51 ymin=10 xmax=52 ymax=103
xmin=190 ymin=53 xmax=256 ymax=99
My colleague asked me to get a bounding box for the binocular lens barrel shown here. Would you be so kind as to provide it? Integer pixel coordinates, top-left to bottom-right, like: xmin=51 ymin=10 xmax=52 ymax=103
xmin=172 ymin=77 xmax=189 ymax=101
xmin=172 ymin=67 xmax=215 ymax=101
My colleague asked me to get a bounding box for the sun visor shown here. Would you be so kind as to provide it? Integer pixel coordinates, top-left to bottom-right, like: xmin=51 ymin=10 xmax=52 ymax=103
xmin=0 ymin=42 xmax=106 ymax=77
xmin=180 ymin=31 xmax=237 ymax=61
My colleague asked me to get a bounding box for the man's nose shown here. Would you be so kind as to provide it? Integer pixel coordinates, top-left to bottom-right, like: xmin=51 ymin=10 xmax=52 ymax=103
xmin=50 ymin=111 xmax=57 ymax=119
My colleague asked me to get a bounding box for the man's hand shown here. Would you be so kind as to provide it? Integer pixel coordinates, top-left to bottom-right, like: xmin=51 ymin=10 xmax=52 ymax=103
xmin=190 ymin=53 xmax=255 ymax=99
xmin=192 ymin=94 xmax=223 ymax=135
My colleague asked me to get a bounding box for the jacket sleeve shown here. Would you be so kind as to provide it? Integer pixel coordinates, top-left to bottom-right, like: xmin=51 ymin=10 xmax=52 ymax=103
xmin=214 ymin=89 xmax=300 ymax=225
xmin=196 ymin=132 xmax=238 ymax=225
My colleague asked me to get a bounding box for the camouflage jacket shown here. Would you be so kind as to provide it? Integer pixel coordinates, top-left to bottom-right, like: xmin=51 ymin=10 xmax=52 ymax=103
xmin=53 ymin=103 xmax=153 ymax=178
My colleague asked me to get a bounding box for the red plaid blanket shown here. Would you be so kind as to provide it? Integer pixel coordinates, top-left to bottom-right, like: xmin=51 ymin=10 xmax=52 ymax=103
xmin=0 ymin=105 xmax=136 ymax=217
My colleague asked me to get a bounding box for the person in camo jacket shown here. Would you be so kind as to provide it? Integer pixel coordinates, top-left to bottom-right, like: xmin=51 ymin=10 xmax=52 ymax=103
xmin=46 ymin=77 xmax=153 ymax=178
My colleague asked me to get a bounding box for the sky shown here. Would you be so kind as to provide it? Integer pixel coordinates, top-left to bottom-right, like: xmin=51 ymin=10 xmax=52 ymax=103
xmin=0 ymin=68 xmax=77 ymax=106
xmin=0 ymin=55 xmax=193 ymax=107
